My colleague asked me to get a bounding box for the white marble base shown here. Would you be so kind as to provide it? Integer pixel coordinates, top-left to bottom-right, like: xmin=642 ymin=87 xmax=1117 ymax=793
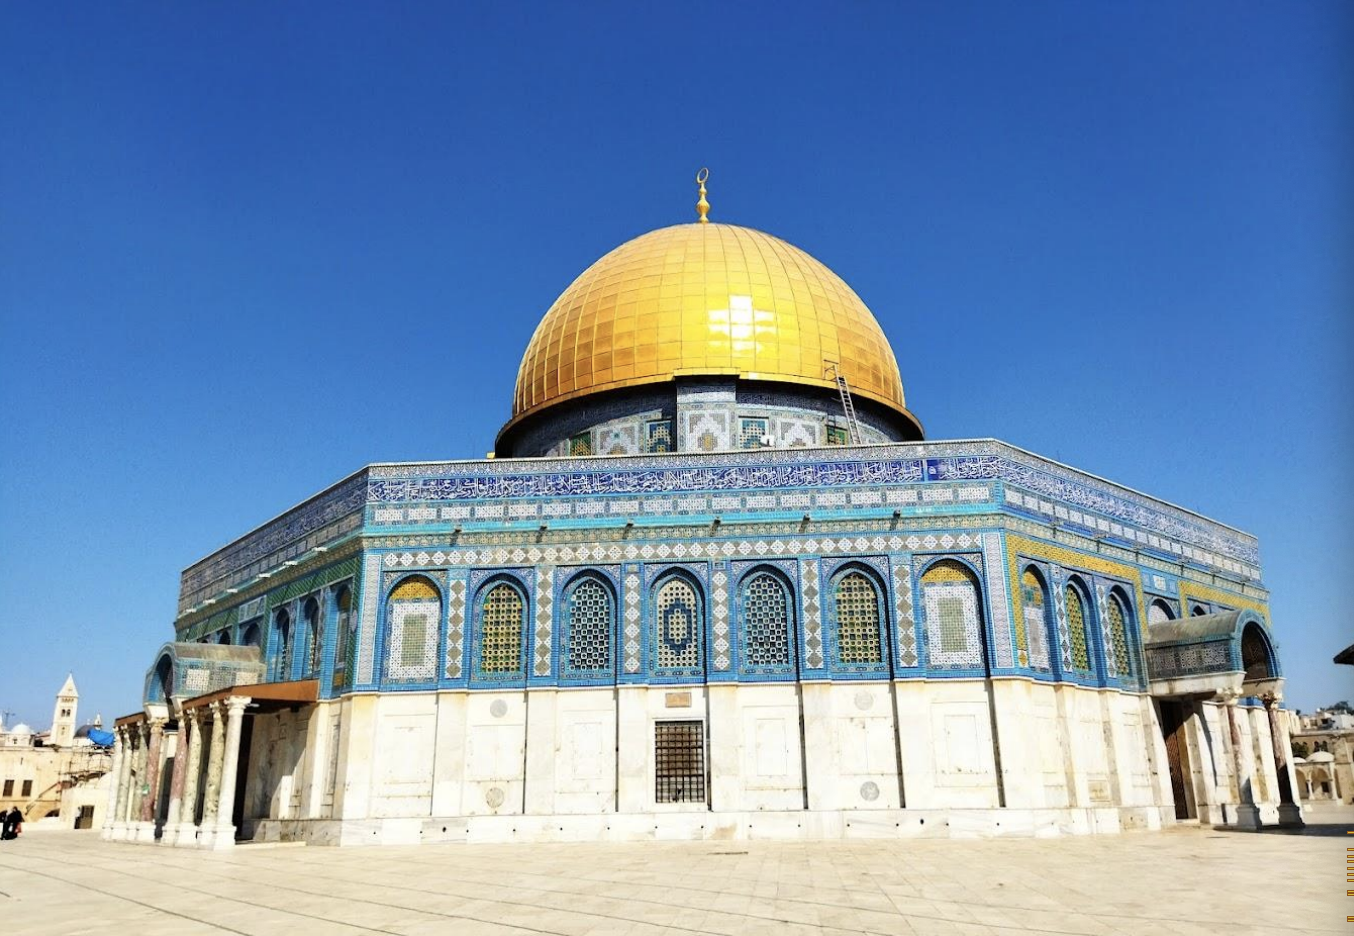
xmin=193 ymin=823 xmax=238 ymax=850
xmin=252 ymin=804 xmax=1183 ymax=847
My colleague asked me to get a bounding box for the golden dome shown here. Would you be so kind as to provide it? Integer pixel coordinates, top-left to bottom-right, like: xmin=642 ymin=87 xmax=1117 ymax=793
xmin=510 ymin=223 xmax=913 ymax=428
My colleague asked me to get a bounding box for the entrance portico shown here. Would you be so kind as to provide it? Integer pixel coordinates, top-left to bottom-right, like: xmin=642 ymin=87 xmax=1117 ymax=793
xmin=104 ymin=680 xmax=318 ymax=849
xmin=1144 ymin=610 xmax=1302 ymax=830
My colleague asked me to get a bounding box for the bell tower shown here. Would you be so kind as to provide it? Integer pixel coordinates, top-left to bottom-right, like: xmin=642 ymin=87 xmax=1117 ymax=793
xmin=51 ymin=674 xmax=78 ymax=748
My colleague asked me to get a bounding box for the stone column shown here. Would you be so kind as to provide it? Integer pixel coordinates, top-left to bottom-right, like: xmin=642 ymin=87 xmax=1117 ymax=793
xmin=1224 ymin=694 xmax=1261 ymax=830
xmin=161 ymin=717 xmax=192 ymax=845
xmin=127 ymin=723 xmax=149 ymax=827
xmin=201 ymin=702 xmax=226 ymax=833
xmin=102 ymin=727 xmax=126 ymax=839
xmin=136 ymin=719 xmax=167 ymax=841
xmin=210 ymin=696 xmax=251 ymax=849
xmin=1264 ymin=693 xmax=1304 ymax=827
xmin=139 ymin=719 xmax=166 ymax=822
xmin=177 ymin=708 xmax=205 ymax=845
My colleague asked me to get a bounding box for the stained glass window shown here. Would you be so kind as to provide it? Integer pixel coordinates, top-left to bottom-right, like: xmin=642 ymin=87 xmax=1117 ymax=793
xmin=1107 ymin=592 xmax=1132 ymax=678
xmin=655 ymin=577 xmax=701 ymax=669
xmin=741 ymin=573 xmax=791 ymax=667
xmin=274 ymin=609 xmax=291 ymax=681
xmin=480 ymin=583 xmax=524 ymax=674
xmin=566 ymin=577 xmax=612 ymax=673
xmin=1021 ymin=568 xmax=1052 ymax=671
xmin=569 ymin=431 xmax=593 ymax=456
xmin=826 ymin=424 xmax=850 ymax=446
xmin=1065 ymin=584 xmax=1092 ymax=673
xmin=835 ymin=571 xmax=882 ymax=664
xmin=304 ymin=596 xmax=322 ymax=675
xmin=646 ymin=419 xmax=673 ymax=453
xmin=333 ymin=586 xmax=353 ymax=686
xmin=739 ymin=417 xmax=768 ymax=449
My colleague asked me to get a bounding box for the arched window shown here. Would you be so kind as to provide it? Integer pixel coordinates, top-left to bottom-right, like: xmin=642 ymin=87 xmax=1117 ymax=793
xmin=1064 ymin=582 xmax=1093 ymax=674
xmin=479 ymin=582 xmax=525 ymax=675
xmin=217 ymin=630 xmax=232 ymax=645
xmin=303 ymin=596 xmax=322 ymax=676
xmin=834 ymin=570 xmax=883 ymax=665
xmin=1148 ymin=599 xmax=1175 ymax=625
xmin=1020 ymin=567 xmax=1053 ymax=671
xmin=740 ymin=572 xmax=791 ymax=668
xmin=387 ymin=576 xmax=441 ymax=682
xmin=921 ymin=560 xmax=983 ymax=669
xmin=1106 ymin=590 xmax=1133 ymax=679
xmin=654 ymin=575 xmax=702 ymax=670
xmin=273 ymin=608 xmax=292 ymax=680
xmin=332 ymin=586 xmax=354 ymax=681
xmin=241 ymin=621 xmax=261 ymax=649
xmin=1190 ymin=604 xmax=1208 ymax=617
xmin=564 ymin=576 xmax=613 ymax=674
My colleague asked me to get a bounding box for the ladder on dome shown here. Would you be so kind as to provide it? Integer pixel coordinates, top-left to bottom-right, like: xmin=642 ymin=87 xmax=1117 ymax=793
xmin=825 ymin=361 xmax=864 ymax=445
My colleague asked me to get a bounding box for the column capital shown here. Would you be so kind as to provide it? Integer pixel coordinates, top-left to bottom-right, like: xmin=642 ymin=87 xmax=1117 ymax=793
xmin=224 ymin=696 xmax=252 ymax=716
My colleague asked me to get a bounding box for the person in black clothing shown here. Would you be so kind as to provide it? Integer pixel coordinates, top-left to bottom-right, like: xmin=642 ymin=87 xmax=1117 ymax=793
xmin=1 ymin=807 xmax=21 ymax=840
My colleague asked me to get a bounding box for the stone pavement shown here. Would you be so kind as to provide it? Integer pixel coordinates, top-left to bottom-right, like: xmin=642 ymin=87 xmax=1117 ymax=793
xmin=0 ymin=813 xmax=1349 ymax=936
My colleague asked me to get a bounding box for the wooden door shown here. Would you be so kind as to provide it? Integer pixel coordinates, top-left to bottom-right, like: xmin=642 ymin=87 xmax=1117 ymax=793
xmin=1158 ymin=700 xmax=1192 ymax=820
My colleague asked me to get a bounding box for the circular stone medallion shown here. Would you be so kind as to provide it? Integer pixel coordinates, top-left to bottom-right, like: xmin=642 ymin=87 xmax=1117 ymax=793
xmin=489 ymin=699 xmax=508 ymax=718
xmin=854 ymin=690 xmax=875 ymax=711
xmin=860 ymin=781 xmax=880 ymax=802
xmin=485 ymin=787 xmax=505 ymax=808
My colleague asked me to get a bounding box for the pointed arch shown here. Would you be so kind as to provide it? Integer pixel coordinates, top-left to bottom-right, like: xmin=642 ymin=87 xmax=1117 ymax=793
xmin=332 ymin=584 xmax=355 ymax=686
xmin=1020 ymin=564 xmax=1055 ymax=673
xmin=1105 ymin=586 xmax=1136 ymax=681
xmin=303 ymin=595 xmax=322 ymax=676
xmin=385 ymin=574 xmax=442 ymax=683
xmin=1148 ymin=598 xmax=1175 ymax=625
xmin=737 ymin=565 xmax=795 ymax=670
xmin=920 ymin=558 xmax=985 ymax=669
xmin=272 ymin=607 xmax=292 ymax=681
xmin=1240 ymin=619 xmax=1278 ymax=681
xmin=150 ymin=653 xmax=174 ymax=704
xmin=562 ymin=571 xmax=616 ymax=676
xmin=652 ymin=569 xmax=705 ymax=674
xmin=1063 ymin=576 xmax=1094 ymax=675
xmin=474 ymin=575 xmax=528 ymax=678
xmin=830 ymin=563 xmax=886 ymax=667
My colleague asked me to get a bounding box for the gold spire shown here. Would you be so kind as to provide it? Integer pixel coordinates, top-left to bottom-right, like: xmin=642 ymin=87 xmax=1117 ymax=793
xmin=695 ymin=167 xmax=710 ymax=223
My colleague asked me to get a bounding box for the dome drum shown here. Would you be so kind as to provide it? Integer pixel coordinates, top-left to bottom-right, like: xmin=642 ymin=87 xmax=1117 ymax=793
xmin=497 ymin=375 xmax=921 ymax=458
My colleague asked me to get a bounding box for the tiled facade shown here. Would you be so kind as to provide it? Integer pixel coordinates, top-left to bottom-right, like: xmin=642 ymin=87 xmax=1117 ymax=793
xmin=111 ymin=214 xmax=1300 ymax=850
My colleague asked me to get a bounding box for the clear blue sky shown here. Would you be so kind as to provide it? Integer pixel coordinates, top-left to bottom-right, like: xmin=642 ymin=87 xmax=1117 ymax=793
xmin=1 ymin=3 xmax=1350 ymax=728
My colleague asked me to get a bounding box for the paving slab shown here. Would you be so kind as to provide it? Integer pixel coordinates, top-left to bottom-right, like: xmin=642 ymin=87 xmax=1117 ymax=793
xmin=0 ymin=809 xmax=1348 ymax=936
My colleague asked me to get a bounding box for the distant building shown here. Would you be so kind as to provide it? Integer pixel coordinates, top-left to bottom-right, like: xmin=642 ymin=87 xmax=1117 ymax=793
xmin=0 ymin=676 xmax=113 ymax=829
xmin=1291 ymin=706 xmax=1353 ymax=803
